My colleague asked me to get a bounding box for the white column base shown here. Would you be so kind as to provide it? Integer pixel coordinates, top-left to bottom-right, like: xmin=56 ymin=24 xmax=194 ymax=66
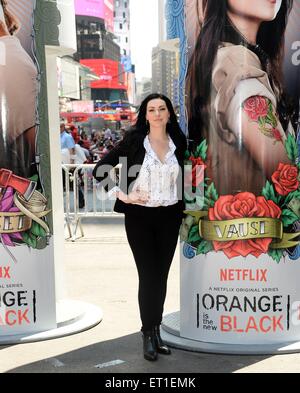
xmin=161 ymin=312 xmax=300 ymax=355
xmin=0 ymin=300 xmax=103 ymax=345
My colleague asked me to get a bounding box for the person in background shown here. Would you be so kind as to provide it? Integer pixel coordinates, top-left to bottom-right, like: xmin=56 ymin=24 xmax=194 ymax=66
xmin=119 ymin=128 xmax=126 ymax=141
xmin=60 ymin=123 xmax=76 ymax=164
xmin=77 ymin=140 xmax=91 ymax=162
xmin=79 ymin=131 xmax=91 ymax=150
xmin=104 ymin=126 xmax=112 ymax=140
xmin=70 ymin=125 xmax=80 ymax=144
xmin=93 ymin=93 xmax=187 ymax=361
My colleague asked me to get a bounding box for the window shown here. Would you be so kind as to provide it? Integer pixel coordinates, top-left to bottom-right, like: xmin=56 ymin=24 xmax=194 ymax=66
xmin=119 ymin=23 xmax=123 ymax=29
xmin=90 ymin=23 xmax=97 ymax=33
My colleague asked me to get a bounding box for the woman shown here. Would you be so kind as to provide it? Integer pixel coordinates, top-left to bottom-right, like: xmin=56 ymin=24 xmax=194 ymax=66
xmin=186 ymin=0 xmax=295 ymax=195
xmin=93 ymin=93 xmax=187 ymax=361
xmin=0 ymin=0 xmax=38 ymax=178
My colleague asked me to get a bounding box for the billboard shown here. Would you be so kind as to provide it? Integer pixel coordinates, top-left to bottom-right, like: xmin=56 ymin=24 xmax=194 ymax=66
xmin=80 ymin=59 xmax=126 ymax=90
xmin=75 ymin=0 xmax=114 ymax=32
xmin=74 ymin=0 xmax=105 ymax=19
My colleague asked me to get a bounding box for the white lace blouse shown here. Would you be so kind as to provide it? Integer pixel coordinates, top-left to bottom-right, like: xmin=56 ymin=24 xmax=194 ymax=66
xmin=109 ymin=135 xmax=180 ymax=207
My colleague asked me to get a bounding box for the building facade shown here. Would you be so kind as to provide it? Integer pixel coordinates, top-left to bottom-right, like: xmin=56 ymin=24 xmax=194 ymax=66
xmin=74 ymin=15 xmax=120 ymax=62
xmin=152 ymin=40 xmax=179 ymax=108
xmin=113 ymin=0 xmax=131 ymax=57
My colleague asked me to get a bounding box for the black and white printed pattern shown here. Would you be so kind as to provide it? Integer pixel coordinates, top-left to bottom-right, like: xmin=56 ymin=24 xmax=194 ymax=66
xmin=131 ymin=135 xmax=180 ymax=207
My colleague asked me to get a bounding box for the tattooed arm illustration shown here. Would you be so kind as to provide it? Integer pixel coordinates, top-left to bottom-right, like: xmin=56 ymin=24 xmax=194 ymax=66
xmin=241 ymin=95 xmax=290 ymax=177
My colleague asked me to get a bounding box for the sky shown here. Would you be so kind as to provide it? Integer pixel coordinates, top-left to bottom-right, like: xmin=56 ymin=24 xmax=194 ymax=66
xmin=129 ymin=0 xmax=159 ymax=82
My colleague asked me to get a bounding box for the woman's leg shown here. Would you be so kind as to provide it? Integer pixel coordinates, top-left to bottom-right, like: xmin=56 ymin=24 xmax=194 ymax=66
xmin=152 ymin=211 xmax=182 ymax=327
xmin=124 ymin=211 xmax=159 ymax=332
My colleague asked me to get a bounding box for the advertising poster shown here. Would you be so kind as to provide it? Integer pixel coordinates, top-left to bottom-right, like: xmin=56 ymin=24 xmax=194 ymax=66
xmin=74 ymin=0 xmax=105 ymax=19
xmin=80 ymin=58 xmax=126 ymax=89
xmin=0 ymin=0 xmax=56 ymax=335
xmin=181 ymin=0 xmax=300 ymax=344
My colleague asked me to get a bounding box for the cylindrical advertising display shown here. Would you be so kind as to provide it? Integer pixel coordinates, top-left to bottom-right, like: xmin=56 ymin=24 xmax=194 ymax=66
xmin=0 ymin=0 xmax=57 ymax=336
xmin=0 ymin=0 xmax=102 ymax=343
xmin=180 ymin=0 xmax=300 ymax=349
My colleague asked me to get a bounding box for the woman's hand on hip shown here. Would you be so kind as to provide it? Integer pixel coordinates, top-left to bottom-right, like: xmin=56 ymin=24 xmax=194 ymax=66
xmin=117 ymin=190 xmax=149 ymax=205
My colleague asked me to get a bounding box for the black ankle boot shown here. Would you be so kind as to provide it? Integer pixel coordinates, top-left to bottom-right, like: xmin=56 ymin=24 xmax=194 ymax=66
xmin=153 ymin=325 xmax=171 ymax=355
xmin=142 ymin=330 xmax=158 ymax=361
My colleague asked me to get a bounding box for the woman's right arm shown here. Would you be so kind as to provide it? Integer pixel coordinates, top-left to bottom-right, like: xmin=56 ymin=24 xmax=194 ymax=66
xmin=92 ymin=141 xmax=149 ymax=205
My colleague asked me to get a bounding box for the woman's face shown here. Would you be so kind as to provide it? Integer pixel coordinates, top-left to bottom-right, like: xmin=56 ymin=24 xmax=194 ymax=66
xmin=146 ymin=98 xmax=170 ymax=129
xmin=227 ymin=0 xmax=282 ymax=22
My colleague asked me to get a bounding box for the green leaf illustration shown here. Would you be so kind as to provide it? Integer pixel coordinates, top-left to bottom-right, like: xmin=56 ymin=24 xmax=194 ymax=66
xmin=268 ymin=248 xmax=284 ymax=264
xmin=206 ymin=183 xmax=219 ymax=205
xmin=29 ymin=174 xmax=39 ymax=183
xmin=195 ymin=140 xmax=208 ymax=160
xmin=22 ymin=232 xmax=38 ymax=249
xmin=285 ymin=134 xmax=298 ymax=163
xmin=188 ymin=225 xmax=201 ymax=243
xmin=30 ymin=222 xmax=46 ymax=238
xmin=282 ymin=190 xmax=300 ymax=207
xmin=197 ymin=240 xmax=213 ymax=255
xmin=262 ymin=181 xmax=277 ymax=203
xmin=258 ymin=117 xmax=265 ymax=128
xmin=184 ymin=150 xmax=191 ymax=159
xmin=281 ymin=209 xmax=299 ymax=227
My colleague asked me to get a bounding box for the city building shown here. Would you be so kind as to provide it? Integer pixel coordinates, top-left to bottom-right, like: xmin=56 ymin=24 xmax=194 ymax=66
xmin=151 ymin=39 xmax=179 ymax=108
xmin=113 ymin=0 xmax=131 ymax=57
xmin=158 ymin=0 xmax=166 ymax=43
xmin=74 ymin=15 xmax=120 ymax=62
xmin=151 ymin=0 xmax=179 ymax=109
xmin=59 ymin=0 xmax=135 ymax=128
xmin=113 ymin=0 xmax=136 ymax=105
xmin=136 ymin=77 xmax=152 ymax=106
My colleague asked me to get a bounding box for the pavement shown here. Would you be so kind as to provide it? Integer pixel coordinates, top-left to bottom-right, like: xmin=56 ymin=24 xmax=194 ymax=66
xmin=1 ymin=216 xmax=300 ymax=373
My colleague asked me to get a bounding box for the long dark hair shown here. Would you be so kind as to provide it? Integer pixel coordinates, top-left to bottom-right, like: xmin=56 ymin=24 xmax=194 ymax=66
xmin=124 ymin=93 xmax=187 ymax=154
xmin=187 ymin=0 xmax=294 ymax=144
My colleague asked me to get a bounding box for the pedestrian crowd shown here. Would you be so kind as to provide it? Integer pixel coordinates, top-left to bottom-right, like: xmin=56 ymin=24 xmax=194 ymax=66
xmin=60 ymin=123 xmax=126 ymax=165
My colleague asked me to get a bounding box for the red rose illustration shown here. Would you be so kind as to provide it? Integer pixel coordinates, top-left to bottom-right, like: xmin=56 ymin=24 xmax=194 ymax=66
xmin=208 ymin=192 xmax=281 ymax=258
xmin=271 ymin=163 xmax=299 ymax=196
xmin=186 ymin=157 xmax=207 ymax=187
xmin=243 ymin=96 xmax=269 ymax=121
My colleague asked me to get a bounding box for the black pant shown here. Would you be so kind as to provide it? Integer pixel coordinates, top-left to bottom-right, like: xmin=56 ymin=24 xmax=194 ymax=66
xmin=124 ymin=203 xmax=182 ymax=332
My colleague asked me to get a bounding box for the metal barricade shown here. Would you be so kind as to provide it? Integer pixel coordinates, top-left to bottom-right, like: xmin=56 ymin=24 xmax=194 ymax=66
xmin=62 ymin=163 xmax=121 ymax=241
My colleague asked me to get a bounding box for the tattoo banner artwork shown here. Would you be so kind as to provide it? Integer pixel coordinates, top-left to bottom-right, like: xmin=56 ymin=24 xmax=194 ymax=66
xmin=180 ymin=0 xmax=300 ymax=345
xmin=0 ymin=0 xmax=56 ymax=335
